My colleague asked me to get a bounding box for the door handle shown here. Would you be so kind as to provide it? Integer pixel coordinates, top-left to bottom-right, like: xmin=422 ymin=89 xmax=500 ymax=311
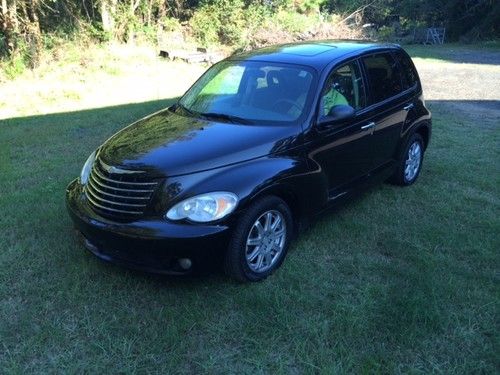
xmin=361 ymin=122 xmax=376 ymax=130
xmin=403 ymin=103 xmax=415 ymax=111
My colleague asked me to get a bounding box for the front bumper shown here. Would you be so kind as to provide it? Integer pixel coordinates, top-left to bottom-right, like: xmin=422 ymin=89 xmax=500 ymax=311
xmin=66 ymin=179 xmax=231 ymax=274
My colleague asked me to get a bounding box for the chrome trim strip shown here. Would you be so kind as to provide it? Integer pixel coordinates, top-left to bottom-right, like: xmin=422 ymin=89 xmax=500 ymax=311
xmin=93 ymin=167 xmax=158 ymax=187
xmin=99 ymin=160 xmax=144 ymax=174
xmin=85 ymin=191 xmax=143 ymax=215
xmin=88 ymin=178 xmax=150 ymax=200
xmin=90 ymin=173 xmax=155 ymax=194
xmin=329 ymin=191 xmax=347 ymax=201
xmin=361 ymin=122 xmax=376 ymax=130
xmin=86 ymin=187 xmax=147 ymax=208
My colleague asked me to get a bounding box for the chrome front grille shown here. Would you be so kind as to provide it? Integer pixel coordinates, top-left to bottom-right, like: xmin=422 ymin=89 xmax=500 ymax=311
xmin=85 ymin=159 xmax=158 ymax=219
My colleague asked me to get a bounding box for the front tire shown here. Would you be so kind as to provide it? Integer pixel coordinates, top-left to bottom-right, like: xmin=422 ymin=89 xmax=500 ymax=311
xmin=389 ymin=133 xmax=425 ymax=186
xmin=224 ymin=196 xmax=293 ymax=282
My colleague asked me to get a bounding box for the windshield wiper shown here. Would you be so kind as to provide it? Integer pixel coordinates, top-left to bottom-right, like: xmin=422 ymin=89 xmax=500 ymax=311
xmin=200 ymin=112 xmax=252 ymax=125
xmin=176 ymin=103 xmax=196 ymax=116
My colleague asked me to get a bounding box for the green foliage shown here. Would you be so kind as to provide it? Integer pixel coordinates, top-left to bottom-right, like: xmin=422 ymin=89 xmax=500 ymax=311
xmin=2 ymin=53 xmax=27 ymax=79
xmin=1 ymin=0 xmax=499 ymax=71
xmin=292 ymin=0 xmax=327 ymax=14
xmin=160 ymin=17 xmax=182 ymax=32
xmin=189 ymin=0 xmax=246 ymax=46
xmin=377 ymin=25 xmax=395 ymax=41
xmin=189 ymin=7 xmax=221 ymax=45
xmin=85 ymin=23 xmax=113 ymax=44
xmin=189 ymin=0 xmax=323 ymax=47
xmin=1 ymin=36 xmax=31 ymax=79
xmin=269 ymin=9 xmax=318 ymax=34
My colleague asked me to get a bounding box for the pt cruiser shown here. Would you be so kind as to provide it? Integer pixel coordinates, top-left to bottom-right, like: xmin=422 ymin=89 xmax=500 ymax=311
xmin=66 ymin=41 xmax=431 ymax=282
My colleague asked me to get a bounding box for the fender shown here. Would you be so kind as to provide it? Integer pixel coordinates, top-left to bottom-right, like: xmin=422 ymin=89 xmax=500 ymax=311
xmin=160 ymin=154 xmax=329 ymax=226
xmin=396 ymin=93 xmax=432 ymax=160
xmin=394 ymin=120 xmax=431 ymax=163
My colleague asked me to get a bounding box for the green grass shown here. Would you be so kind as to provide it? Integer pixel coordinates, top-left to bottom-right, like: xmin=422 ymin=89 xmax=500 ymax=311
xmin=1 ymin=70 xmax=499 ymax=373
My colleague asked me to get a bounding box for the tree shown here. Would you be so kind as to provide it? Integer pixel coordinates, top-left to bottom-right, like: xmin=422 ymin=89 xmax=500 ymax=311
xmin=100 ymin=0 xmax=118 ymax=33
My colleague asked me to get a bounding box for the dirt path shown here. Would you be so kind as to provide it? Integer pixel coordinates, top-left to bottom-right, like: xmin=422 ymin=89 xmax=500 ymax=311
xmin=408 ymin=51 xmax=500 ymax=127
xmin=413 ymin=58 xmax=500 ymax=101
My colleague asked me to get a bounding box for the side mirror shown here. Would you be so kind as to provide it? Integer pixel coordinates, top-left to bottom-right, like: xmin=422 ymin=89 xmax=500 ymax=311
xmin=317 ymin=104 xmax=355 ymax=127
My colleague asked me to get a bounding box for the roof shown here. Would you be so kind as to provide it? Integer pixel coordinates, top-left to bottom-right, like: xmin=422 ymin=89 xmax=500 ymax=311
xmin=229 ymin=40 xmax=401 ymax=71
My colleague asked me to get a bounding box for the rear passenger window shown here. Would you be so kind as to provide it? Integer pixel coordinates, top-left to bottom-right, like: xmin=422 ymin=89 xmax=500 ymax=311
xmin=362 ymin=53 xmax=404 ymax=104
xmin=394 ymin=51 xmax=419 ymax=90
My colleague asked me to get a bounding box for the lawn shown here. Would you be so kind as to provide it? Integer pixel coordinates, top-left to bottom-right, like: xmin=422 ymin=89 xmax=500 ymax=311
xmin=0 ymin=45 xmax=499 ymax=373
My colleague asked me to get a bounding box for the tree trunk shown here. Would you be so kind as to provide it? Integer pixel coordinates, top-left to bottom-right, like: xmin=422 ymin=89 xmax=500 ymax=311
xmin=1 ymin=0 xmax=8 ymax=34
xmin=146 ymin=0 xmax=153 ymax=27
xmin=1 ymin=0 xmax=15 ymax=55
xmin=127 ymin=0 xmax=140 ymax=43
xmin=25 ymin=0 xmax=42 ymax=68
xmin=100 ymin=0 xmax=117 ymax=34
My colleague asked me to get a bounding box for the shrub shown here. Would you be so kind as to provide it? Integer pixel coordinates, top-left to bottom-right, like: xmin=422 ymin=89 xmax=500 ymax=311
xmin=189 ymin=0 xmax=246 ymax=46
xmin=2 ymin=51 xmax=27 ymax=80
xmin=160 ymin=17 xmax=182 ymax=33
xmin=270 ymin=9 xmax=318 ymax=34
xmin=190 ymin=6 xmax=221 ymax=46
xmin=377 ymin=26 xmax=395 ymax=41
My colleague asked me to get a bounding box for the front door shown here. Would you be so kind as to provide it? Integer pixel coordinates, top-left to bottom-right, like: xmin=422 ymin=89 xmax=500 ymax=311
xmin=307 ymin=60 xmax=376 ymax=196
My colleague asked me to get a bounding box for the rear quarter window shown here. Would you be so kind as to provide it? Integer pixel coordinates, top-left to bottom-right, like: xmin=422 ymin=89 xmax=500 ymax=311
xmin=362 ymin=53 xmax=404 ymax=104
xmin=393 ymin=51 xmax=419 ymax=90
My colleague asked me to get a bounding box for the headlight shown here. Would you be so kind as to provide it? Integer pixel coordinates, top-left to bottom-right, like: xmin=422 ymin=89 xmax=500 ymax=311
xmin=80 ymin=150 xmax=96 ymax=185
xmin=166 ymin=192 xmax=238 ymax=222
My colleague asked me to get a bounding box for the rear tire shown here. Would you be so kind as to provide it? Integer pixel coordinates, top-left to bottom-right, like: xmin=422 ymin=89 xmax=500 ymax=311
xmin=389 ymin=133 xmax=425 ymax=186
xmin=224 ymin=196 xmax=293 ymax=282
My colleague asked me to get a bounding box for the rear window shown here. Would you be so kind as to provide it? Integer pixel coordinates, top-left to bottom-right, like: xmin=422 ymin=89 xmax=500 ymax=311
xmin=362 ymin=53 xmax=404 ymax=104
xmin=394 ymin=51 xmax=419 ymax=90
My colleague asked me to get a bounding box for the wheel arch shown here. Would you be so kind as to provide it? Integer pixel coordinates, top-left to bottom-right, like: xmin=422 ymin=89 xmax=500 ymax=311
xmin=243 ymin=183 xmax=303 ymax=237
xmin=414 ymin=122 xmax=431 ymax=150
xmin=396 ymin=120 xmax=431 ymax=160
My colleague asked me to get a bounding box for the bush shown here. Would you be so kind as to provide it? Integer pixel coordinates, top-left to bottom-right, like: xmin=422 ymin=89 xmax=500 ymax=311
xmin=189 ymin=1 xmax=326 ymax=48
xmin=189 ymin=0 xmax=247 ymax=47
xmin=190 ymin=7 xmax=221 ymax=45
xmin=377 ymin=26 xmax=395 ymax=41
xmin=2 ymin=51 xmax=28 ymax=80
xmin=85 ymin=23 xmax=113 ymax=43
xmin=160 ymin=17 xmax=182 ymax=33
xmin=269 ymin=9 xmax=317 ymax=34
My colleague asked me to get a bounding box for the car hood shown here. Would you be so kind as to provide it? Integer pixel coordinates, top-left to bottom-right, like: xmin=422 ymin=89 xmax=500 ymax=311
xmin=98 ymin=108 xmax=300 ymax=177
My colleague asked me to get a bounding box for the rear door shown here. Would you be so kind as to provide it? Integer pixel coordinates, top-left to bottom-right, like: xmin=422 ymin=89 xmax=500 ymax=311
xmin=392 ymin=49 xmax=422 ymax=132
xmin=360 ymin=52 xmax=410 ymax=170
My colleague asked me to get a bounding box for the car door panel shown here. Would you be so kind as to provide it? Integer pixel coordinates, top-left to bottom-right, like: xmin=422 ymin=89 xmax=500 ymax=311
xmin=306 ymin=59 xmax=376 ymax=194
xmin=308 ymin=115 xmax=375 ymax=194
xmin=361 ymin=52 xmax=410 ymax=171
xmin=363 ymin=101 xmax=406 ymax=169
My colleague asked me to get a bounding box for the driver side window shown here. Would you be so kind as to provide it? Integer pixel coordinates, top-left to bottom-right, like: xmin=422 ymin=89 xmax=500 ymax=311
xmin=321 ymin=61 xmax=366 ymax=116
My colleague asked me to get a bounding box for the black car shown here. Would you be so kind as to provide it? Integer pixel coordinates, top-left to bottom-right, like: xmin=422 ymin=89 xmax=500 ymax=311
xmin=66 ymin=41 xmax=431 ymax=282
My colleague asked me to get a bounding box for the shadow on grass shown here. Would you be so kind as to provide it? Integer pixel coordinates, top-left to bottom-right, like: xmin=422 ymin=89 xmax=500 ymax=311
xmin=0 ymin=98 xmax=177 ymax=128
xmin=426 ymin=99 xmax=500 ymax=129
xmin=427 ymin=99 xmax=500 ymax=109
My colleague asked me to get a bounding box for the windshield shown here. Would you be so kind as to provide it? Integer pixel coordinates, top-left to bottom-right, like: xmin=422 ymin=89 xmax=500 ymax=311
xmin=178 ymin=60 xmax=316 ymax=125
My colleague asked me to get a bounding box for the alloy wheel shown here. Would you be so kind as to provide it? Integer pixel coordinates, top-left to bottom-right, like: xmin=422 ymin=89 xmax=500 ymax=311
xmin=404 ymin=141 xmax=422 ymax=182
xmin=245 ymin=210 xmax=286 ymax=273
